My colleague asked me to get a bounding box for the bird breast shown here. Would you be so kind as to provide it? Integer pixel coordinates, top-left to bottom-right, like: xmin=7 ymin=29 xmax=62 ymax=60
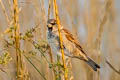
xmin=47 ymin=31 xmax=62 ymax=56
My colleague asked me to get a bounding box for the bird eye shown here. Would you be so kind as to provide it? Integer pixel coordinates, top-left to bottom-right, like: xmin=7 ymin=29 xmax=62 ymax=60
xmin=51 ymin=23 xmax=56 ymax=25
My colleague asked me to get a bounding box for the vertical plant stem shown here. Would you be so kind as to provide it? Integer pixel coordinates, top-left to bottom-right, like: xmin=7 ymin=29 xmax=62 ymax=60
xmin=53 ymin=0 xmax=56 ymax=19
xmin=0 ymin=0 xmax=10 ymax=23
xmin=8 ymin=0 xmax=13 ymax=18
xmin=53 ymin=0 xmax=68 ymax=80
xmin=13 ymin=0 xmax=23 ymax=79
xmin=48 ymin=0 xmax=51 ymax=20
xmin=48 ymin=46 xmax=57 ymax=80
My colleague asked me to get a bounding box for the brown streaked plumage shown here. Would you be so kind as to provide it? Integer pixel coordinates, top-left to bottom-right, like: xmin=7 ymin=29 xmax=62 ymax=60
xmin=47 ymin=19 xmax=100 ymax=71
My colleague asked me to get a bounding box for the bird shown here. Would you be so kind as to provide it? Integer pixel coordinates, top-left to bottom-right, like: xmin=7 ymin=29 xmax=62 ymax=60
xmin=47 ymin=19 xmax=100 ymax=71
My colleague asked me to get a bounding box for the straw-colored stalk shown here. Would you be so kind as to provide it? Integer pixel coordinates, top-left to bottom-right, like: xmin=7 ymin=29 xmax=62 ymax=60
xmin=48 ymin=0 xmax=52 ymax=20
xmin=8 ymin=0 xmax=13 ymax=17
xmin=0 ymin=0 xmax=10 ymax=23
xmin=53 ymin=0 xmax=68 ymax=80
xmin=13 ymin=0 xmax=23 ymax=79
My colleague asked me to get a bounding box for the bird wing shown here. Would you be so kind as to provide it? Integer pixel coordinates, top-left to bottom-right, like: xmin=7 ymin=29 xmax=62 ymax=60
xmin=62 ymin=28 xmax=88 ymax=60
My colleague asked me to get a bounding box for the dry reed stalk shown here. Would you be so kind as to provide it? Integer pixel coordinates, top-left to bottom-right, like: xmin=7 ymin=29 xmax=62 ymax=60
xmin=48 ymin=45 xmax=58 ymax=80
xmin=53 ymin=0 xmax=68 ymax=80
xmin=48 ymin=0 xmax=52 ymax=20
xmin=48 ymin=46 xmax=53 ymax=63
xmin=96 ymin=0 xmax=115 ymax=48
xmin=40 ymin=0 xmax=47 ymax=39
xmin=8 ymin=0 xmax=13 ymax=17
xmin=96 ymin=15 xmax=107 ymax=50
xmin=48 ymin=0 xmax=56 ymax=19
xmin=13 ymin=0 xmax=23 ymax=79
xmin=82 ymin=0 xmax=101 ymax=80
xmin=87 ymin=0 xmax=99 ymax=46
xmin=53 ymin=0 xmax=56 ymax=19
xmin=95 ymin=4 xmax=108 ymax=79
xmin=67 ymin=59 xmax=74 ymax=80
xmin=0 ymin=0 xmax=10 ymax=23
xmin=61 ymin=0 xmax=80 ymax=36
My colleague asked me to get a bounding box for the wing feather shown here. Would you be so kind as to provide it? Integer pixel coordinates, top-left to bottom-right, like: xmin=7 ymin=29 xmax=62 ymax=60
xmin=62 ymin=28 xmax=87 ymax=55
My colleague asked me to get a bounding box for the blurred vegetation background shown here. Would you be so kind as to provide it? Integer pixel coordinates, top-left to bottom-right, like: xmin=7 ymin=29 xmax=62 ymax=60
xmin=0 ymin=0 xmax=120 ymax=80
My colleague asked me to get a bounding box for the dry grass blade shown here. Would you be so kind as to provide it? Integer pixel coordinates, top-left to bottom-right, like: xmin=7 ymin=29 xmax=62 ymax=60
xmin=24 ymin=55 xmax=47 ymax=80
xmin=0 ymin=0 xmax=10 ymax=23
xmin=106 ymin=60 xmax=120 ymax=75
xmin=8 ymin=0 xmax=13 ymax=17
xmin=0 ymin=68 xmax=6 ymax=73
xmin=96 ymin=13 xmax=107 ymax=50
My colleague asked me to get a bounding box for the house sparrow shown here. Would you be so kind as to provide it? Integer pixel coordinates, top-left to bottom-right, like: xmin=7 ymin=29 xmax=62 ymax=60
xmin=47 ymin=19 xmax=100 ymax=71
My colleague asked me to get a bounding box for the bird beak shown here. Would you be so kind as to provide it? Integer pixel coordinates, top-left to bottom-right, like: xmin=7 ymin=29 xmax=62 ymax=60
xmin=47 ymin=24 xmax=53 ymax=32
xmin=47 ymin=24 xmax=52 ymax=28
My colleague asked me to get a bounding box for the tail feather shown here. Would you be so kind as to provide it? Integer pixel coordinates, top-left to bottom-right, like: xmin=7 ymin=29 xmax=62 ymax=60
xmin=72 ymin=56 xmax=100 ymax=71
xmin=86 ymin=57 xmax=100 ymax=71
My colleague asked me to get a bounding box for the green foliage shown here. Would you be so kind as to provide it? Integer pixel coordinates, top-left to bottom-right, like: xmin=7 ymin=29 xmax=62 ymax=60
xmin=0 ymin=52 xmax=12 ymax=65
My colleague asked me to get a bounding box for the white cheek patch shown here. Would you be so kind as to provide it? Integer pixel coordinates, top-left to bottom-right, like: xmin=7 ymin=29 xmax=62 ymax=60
xmin=47 ymin=24 xmax=52 ymax=28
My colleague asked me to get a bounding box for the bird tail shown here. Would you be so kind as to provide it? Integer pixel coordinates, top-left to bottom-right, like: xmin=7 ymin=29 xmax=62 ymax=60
xmin=85 ymin=57 xmax=100 ymax=71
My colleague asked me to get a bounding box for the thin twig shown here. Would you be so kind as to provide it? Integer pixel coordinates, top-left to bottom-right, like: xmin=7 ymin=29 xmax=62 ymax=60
xmin=0 ymin=68 xmax=7 ymax=73
xmin=24 ymin=55 xmax=47 ymax=80
xmin=29 ymin=40 xmax=50 ymax=64
xmin=106 ymin=60 xmax=120 ymax=75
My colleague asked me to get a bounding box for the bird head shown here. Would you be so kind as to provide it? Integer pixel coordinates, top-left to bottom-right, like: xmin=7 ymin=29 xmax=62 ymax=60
xmin=47 ymin=19 xmax=57 ymax=32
